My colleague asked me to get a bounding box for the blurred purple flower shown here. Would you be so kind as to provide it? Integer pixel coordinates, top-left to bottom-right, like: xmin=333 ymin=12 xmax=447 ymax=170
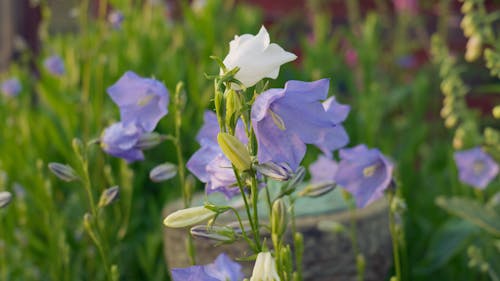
xmin=454 ymin=147 xmax=499 ymax=189
xmin=44 ymin=55 xmax=65 ymax=76
xmin=1 ymin=78 xmax=21 ymax=97
xmin=393 ymin=0 xmax=418 ymax=15
xmin=107 ymin=71 xmax=169 ymax=132
xmin=108 ymin=10 xmax=124 ymax=29
xmin=344 ymin=48 xmax=358 ymax=68
xmin=310 ymin=155 xmax=338 ymax=184
xmin=251 ymin=79 xmax=349 ymax=170
xmin=187 ymin=111 xmax=247 ymax=198
xmin=100 ymin=122 xmax=145 ymax=163
xmin=335 ymin=144 xmax=394 ymax=208
xmin=171 ymin=253 xmax=243 ymax=281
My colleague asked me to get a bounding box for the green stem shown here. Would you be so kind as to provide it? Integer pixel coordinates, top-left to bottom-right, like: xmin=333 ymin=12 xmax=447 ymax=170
xmin=229 ymin=207 xmax=257 ymax=252
xmin=343 ymin=191 xmax=363 ymax=281
xmin=389 ymin=193 xmax=402 ymax=281
xmin=250 ymin=173 xmax=261 ymax=248
xmin=290 ymin=199 xmax=302 ymax=281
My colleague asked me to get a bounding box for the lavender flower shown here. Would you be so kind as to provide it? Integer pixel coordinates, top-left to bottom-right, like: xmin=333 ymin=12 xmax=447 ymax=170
xmin=107 ymin=71 xmax=169 ymax=132
xmin=1 ymin=78 xmax=21 ymax=97
xmin=335 ymin=144 xmax=394 ymax=208
xmin=454 ymin=147 xmax=499 ymax=189
xmin=171 ymin=253 xmax=243 ymax=281
xmin=44 ymin=55 xmax=65 ymax=76
xmin=310 ymin=155 xmax=338 ymax=184
xmin=108 ymin=10 xmax=124 ymax=29
xmin=187 ymin=111 xmax=247 ymax=198
xmin=100 ymin=122 xmax=145 ymax=163
xmin=251 ymin=79 xmax=349 ymax=170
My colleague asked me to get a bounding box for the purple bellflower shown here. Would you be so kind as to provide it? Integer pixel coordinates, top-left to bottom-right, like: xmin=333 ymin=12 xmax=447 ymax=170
xmin=251 ymin=79 xmax=349 ymax=170
xmin=187 ymin=111 xmax=247 ymax=198
xmin=171 ymin=253 xmax=244 ymax=281
xmin=44 ymin=55 xmax=65 ymax=76
xmin=310 ymin=155 xmax=338 ymax=184
xmin=454 ymin=147 xmax=499 ymax=189
xmin=335 ymin=144 xmax=394 ymax=208
xmin=100 ymin=122 xmax=145 ymax=163
xmin=107 ymin=71 xmax=169 ymax=132
xmin=108 ymin=10 xmax=124 ymax=29
xmin=1 ymin=78 xmax=21 ymax=97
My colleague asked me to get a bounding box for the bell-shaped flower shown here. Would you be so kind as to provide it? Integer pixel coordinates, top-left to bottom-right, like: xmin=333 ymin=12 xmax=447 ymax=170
xmin=43 ymin=55 xmax=65 ymax=76
xmin=310 ymin=155 xmax=338 ymax=184
xmin=250 ymin=252 xmax=280 ymax=281
xmin=171 ymin=253 xmax=243 ymax=281
xmin=107 ymin=71 xmax=169 ymax=132
xmin=100 ymin=122 xmax=145 ymax=163
xmin=251 ymin=79 xmax=349 ymax=170
xmin=335 ymin=144 xmax=394 ymax=208
xmin=222 ymin=26 xmax=297 ymax=88
xmin=1 ymin=78 xmax=21 ymax=97
xmin=186 ymin=111 xmax=247 ymax=198
xmin=454 ymin=147 xmax=498 ymax=189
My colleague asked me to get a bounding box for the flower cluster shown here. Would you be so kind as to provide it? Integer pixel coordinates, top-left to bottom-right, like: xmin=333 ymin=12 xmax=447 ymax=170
xmin=100 ymin=71 xmax=169 ymax=162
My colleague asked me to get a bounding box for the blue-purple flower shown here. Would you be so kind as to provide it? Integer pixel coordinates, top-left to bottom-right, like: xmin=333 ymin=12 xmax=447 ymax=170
xmin=100 ymin=122 xmax=145 ymax=163
xmin=335 ymin=144 xmax=394 ymax=208
xmin=171 ymin=253 xmax=243 ymax=281
xmin=107 ymin=71 xmax=169 ymax=132
xmin=1 ymin=78 xmax=21 ymax=97
xmin=44 ymin=55 xmax=65 ymax=76
xmin=251 ymin=79 xmax=349 ymax=170
xmin=108 ymin=10 xmax=124 ymax=29
xmin=187 ymin=111 xmax=247 ymax=198
xmin=309 ymin=155 xmax=338 ymax=184
xmin=454 ymin=147 xmax=499 ymax=189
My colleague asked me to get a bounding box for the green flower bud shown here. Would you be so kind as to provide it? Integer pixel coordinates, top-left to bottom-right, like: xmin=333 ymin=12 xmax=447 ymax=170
xmin=217 ymin=133 xmax=251 ymax=171
xmin=299 ymin=182 xmax=336 ymax=197
xmin=0 ymin=191 xmax=12 ymax=209
xmin=254 ymin=162 xmax=293 ymax=181
xmin=493 ymin=106 xmax=500 ymax=119
xmin=48 ymin=162 xmax=79 ymax=182
xmin=135 ymin=132 xmax=163 ymax=150
xmin=190 ymin=225 xmax=236 ymax=242
xmin=98 ymin=186 xmax=120 ymax=208
xmin=225 ymin=89 xmax=243 ymax=131
xmin=163 ymin=206 xmax=217 ymax=228
xmin=465 ymin=35 xmax=482 ymax=62
xmin=149 ymin=163 xmax=177 ymax=182
xmin=271 ymin=199 xmax=288 ymax=241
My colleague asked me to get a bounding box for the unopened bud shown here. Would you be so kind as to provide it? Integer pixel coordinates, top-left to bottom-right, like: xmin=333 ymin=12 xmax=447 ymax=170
xmin=149 ymin=163 xmax=177 ymax=182
xmin=465 ymin=35 xmax=482 ymax=62
xmin=0 ymin=191 xmax=12 ymax=208
xmin=299 ymin=182 xmax=336 ymax=197
xmin=48 ymin=163 xmax=79 ymax=182
xmin=254 ymin=162 xmax=293 ymax=181
xmin=83 ymin=212 xmax=93 ymax=231
xmin=444 ymin=115 xmax=457 ymax=128
xmin=271 ymin=199 xmax=288 ymax=240
xmin=356 ymin=254 xmax=366 ymax=275
xmin=461 ymin=1 xmax=473 ymax=13
xmin=98 ymin=186 xmax=120 ymax=208
xmin=135 ymin=132 xmax=163 ymax=150
xmin=288 ymin=166 xmax=306 ymax=189
xmin=226 ymin=220 xmax=252 ymax=235
xmin=163 ymin=206 xmax=217 ymax=228
xmin=493 ymin=106 xmax=500 ymax=119
xmin=190 ymin=225 xmax=235 ymax=242
xmin=225 ymin=89 xmax=243 ymax=130
xmin=217 ymin=133 xmax=251 ymax=171
xmin=250 ymin=252 xmax=280 ymax=281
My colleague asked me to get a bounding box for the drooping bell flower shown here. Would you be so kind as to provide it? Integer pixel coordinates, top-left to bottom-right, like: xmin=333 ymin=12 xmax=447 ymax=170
xmin=309 ymin=155 xmax=338 ymax=184
xmin=249 ymin=252 xmax=280 ymax=281
xmin=43 ymin=55 xmax=65 ymax=76
xmin=454 ymin=147 xmax=499 ymax=189
xmin=251 ymin=79 xmax=349 ymax=170
xmin=100 ymin=122 xmax=145 ymax=163
xmin=222 ymin=26 xmax=297 ymax=88
xmin=107 ymin=71 xmax=169 ymax=132
xmin=1 ymin=78 xmax=21 ymax=97
xmin=335 ymin=144 xmax=394 ymax=208
xmin=171 ymin=253 xmax=244 ymax=281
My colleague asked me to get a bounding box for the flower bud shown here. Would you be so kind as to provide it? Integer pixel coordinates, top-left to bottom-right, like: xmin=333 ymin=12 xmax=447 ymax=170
xmin=135 ymin=132 xmax=163 ymax=150
xmin=250 ymin=252 xmax=281 ymax=281
xmin=254 ymin=162 xmax=293 ymax=181
xmin=98 ymin=186 xmax=120 ymax=208
xmin=0 ymin=191 xmax=12 ymax=208
xmin=190 ymin=225 xmax=235 ymax=242
xmin=225 ymin=89 xmax=243 ymax=130
xmin=493 ymin=106 xmax=500 ymax=119
xmin=299 ymin=182 xmax=336 ymax=197
xmin=465 ymin=35 xmax=482 ymax=62
xmin=217 ymin=133 xmax=251 ymax=171
xmin=48 ymin=163 xmax=79 ymax=182
xmin=288 ymin=166 xmax=306 ymax=189
xmin=226 ymin=220 xmax=252 ymax=235
xmin=271 ymin=199 xmax=288 ymax=240
xmin=149 ymin=163 xmax=177 ymax=182
xmin=83 ymin=212 xmax=93 ymax=231
xmin=163 ymin=206 xmax=217 ymax=228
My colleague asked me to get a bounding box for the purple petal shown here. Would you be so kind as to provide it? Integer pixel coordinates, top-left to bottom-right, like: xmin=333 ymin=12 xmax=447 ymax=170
xmin=454 ymin=147 xmax=499 ymax=189
xmin=171 ymin=266 xmax=217 ymax=281
xmin=310 ymin=155 xmax=338 ymax=183
xmin=205 ymin=253 xmax=244 ymax=281
xmin=323 ymin=96 xmax=350 ymax=123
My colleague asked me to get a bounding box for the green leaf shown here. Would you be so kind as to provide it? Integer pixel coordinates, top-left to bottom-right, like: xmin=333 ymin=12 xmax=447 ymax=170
xmin=436 ymin=196 xmax=500 ymax=236
xmin=415 ymin=219 xmax=479 ymax=274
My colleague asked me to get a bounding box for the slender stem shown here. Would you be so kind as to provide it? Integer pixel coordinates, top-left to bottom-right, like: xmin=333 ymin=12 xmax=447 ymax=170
xmin=389 ymin=193 xmax=402 ymax=281
xmin=250 ymin=173 xmax=261 ymax=248
xmin=290 ymin=198 xmax=302 ymax=280
xmin=229 ymin=207 xmax=257 ymax=252
xmin=489 ymin=268 xmax=500 ymax=281
xmin=343 ymin=191 xmax=363 ymax=281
